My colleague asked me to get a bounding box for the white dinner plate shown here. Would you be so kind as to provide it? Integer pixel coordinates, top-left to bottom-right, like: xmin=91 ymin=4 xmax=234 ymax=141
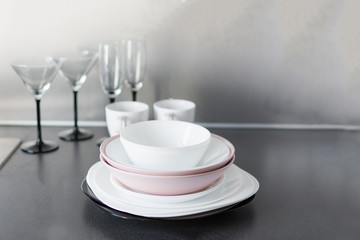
xmin=88 ymin=162 xmax=237 ymax=209
xmin=86 ymin=162 xmax=259 ymax=218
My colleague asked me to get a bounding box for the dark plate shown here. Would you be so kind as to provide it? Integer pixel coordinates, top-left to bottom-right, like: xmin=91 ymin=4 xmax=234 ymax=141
xmin=81 ymin=179 xmax=255 ymax=221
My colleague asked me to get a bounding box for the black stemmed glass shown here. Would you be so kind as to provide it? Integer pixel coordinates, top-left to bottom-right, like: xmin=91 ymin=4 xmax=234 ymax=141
xmin=124 ymin=39 xmax=146 ymax=101
xmin=55 ymin=54 xmax=98 ymax=141
xmin=96 ymin=42 xmax=125 ymax=145
xmin=11 ymin=60 xmax=60 ymax=153
xmin=98 ymin=42 xmax=125 ymax=103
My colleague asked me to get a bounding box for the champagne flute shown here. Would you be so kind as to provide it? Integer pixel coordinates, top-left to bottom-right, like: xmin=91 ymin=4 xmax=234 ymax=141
xmin=98 ymin=42 xmax=125 ymax=103
xmin=124 ymin=39 xmax=146 ymax=101
xmin=54 ymin=54 xmax=98 ymax=141
xmin=96 ymin=42 xmax=125 ymax=145
xmin=11 ymin=59 xmax=60 ymax=153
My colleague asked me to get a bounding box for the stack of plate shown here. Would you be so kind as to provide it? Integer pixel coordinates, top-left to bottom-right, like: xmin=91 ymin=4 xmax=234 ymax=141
xmin=82 ymin=122 xmax=259 ymax=220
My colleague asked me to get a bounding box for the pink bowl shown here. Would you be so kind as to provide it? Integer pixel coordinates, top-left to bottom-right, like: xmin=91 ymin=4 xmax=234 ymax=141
xmin=100 ymin=154 xmax=235 ymax=196
xmin=100 ymin=133 xmax=235 ymax=176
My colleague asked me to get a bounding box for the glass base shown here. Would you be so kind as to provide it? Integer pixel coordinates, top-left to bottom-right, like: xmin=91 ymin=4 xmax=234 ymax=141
xmin=59 ymin=128 xmax=93 ymax=141
xmin=96 ymin=137 xmax=108 ymax=146
xmin=21 ymin=140 xmax=59 ymax=154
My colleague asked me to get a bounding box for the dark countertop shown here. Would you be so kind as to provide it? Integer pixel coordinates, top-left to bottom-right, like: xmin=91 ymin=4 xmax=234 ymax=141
xmin=0 ymin=126 xmax=359 ymax=239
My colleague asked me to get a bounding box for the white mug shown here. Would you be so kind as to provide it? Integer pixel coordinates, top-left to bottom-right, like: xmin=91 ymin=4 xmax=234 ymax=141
xmin=106 ymin=101 xmax=149 ymax=136
xmin=153 ymin=99 xmax=196 ymax=122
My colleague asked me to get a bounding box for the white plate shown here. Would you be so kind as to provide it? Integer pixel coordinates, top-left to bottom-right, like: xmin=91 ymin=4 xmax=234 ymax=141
xmin=100 ymin=134 xmax=233 ymax=175
xmin=110 ymin=174 xmax=224 ymax=204
xmin=86 ymin=162 xmax=259 ymax=217
xmin=89 ymin=162 xmax=236 ymax=209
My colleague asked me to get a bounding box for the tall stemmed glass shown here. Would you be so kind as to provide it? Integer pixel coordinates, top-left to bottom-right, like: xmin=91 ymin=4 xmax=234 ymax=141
xmin=99 ymin=42 xmax=125 ymax=103
xmin=124 ymin=39 xmax=146 ymax=101
xmin=96 ymin=42 xmax=125 ymax=145
xmin=11 ymin=60 xmax=60 ymax=153
xmin=55 ymin=54 xmax=98 ymax=141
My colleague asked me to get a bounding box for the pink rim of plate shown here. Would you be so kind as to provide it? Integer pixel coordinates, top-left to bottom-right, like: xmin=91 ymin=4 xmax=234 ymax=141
xmin=100 ymin=133 xmax=235 ymax=176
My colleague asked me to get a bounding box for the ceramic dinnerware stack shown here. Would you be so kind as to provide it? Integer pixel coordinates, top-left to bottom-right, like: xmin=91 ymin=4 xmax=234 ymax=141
xmin=84 ymin=120 xmax=259 ymax=219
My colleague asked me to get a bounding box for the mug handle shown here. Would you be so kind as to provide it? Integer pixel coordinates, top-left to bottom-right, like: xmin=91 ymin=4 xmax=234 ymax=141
xmin=164 ymin=113 xmax=176 ymax=120
xmin=115 ymin=116 xmax=130 ymax=135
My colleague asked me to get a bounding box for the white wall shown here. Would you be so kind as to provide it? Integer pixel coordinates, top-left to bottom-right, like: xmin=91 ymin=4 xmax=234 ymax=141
xmin=1 ymin=0 xmax=360 ymax=124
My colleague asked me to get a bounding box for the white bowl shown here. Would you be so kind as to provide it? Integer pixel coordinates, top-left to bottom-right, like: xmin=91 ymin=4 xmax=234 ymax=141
xmin=119 ymin=120 xmax=211 ymax=171
xmin=100 ymin=133 xmax=234 ymax=176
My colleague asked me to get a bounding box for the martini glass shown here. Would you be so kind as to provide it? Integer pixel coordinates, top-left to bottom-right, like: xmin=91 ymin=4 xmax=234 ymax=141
xmin=55 ymin=54 xmax=98 ymax=141
xmin=124 ymin=39 xmax=146 ymax=101
xmin=96 ymin=42 xmax=125 ymax=145
xmin=11 ymin=60 xmax=60 ymax=153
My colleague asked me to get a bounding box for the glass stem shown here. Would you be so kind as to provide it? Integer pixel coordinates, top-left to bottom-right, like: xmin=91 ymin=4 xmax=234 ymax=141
xmin=132 ymin=90 xmax=137 ymax=102
xmin=35 ymin=99 xmax=43 ymax=149
xmin=73 ymin=91 xmax=79 ymax=134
